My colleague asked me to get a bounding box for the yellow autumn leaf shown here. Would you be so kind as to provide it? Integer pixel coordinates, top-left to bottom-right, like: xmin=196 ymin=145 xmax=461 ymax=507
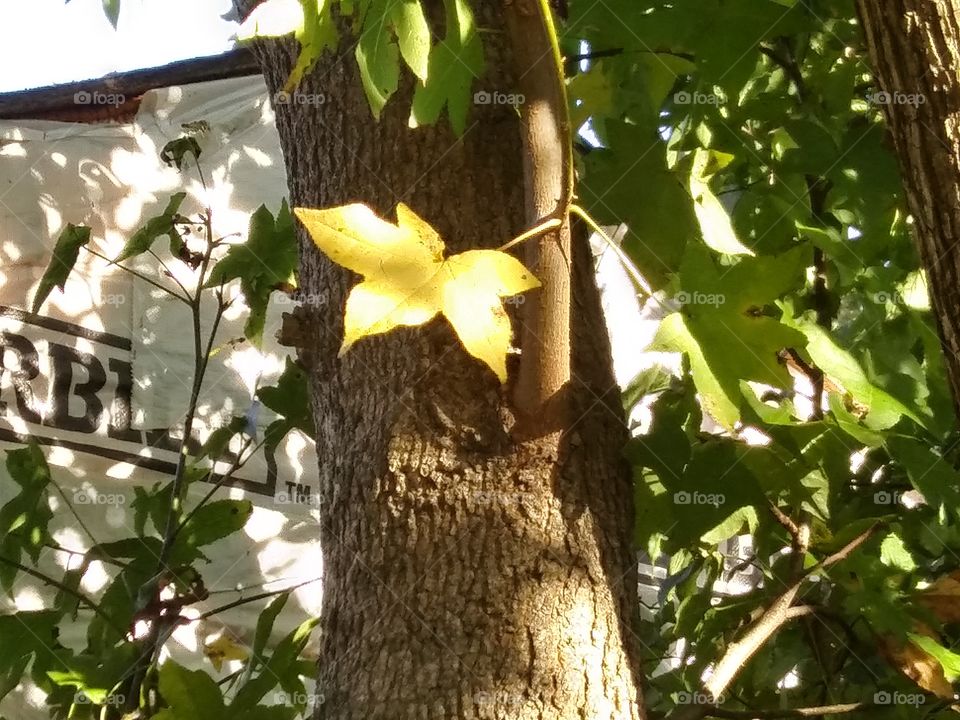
xmin=204 ymin=634 xmax=249 ymax=672
xmin=294 ymin=203 xmax=541 ymax=382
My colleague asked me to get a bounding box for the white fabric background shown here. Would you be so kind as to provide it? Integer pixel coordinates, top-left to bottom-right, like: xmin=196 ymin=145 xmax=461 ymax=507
xmin=0 ymin=75 xmax=322 ymax=718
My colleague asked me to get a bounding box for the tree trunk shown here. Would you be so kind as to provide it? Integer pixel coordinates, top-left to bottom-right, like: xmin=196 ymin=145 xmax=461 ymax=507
xmin=238 ymin=2 xmax=646 ymax=718
xmin=856 ymin=0 xmax=960 ymax=419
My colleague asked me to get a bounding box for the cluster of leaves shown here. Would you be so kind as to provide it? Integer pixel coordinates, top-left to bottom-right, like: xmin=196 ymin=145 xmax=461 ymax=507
xmin=566 ymin=0 xmax=960 ymax=716
xmin=240 ymin=0 xmax=484 ymax=133
xmin=4 ymin=137 xmax=320 ymax=718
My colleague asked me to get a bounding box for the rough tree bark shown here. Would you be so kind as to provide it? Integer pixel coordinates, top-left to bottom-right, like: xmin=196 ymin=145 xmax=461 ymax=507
xmin=235 ymin=1 xmax=646 ymax=718
xmin=856 ymin=0 xmax=960 ymax=418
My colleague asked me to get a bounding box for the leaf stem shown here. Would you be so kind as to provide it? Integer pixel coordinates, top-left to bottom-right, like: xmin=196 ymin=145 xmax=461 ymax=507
xmin=570 ymin=204 xmax=653 ymax=297
xmin=497 ymin=217 xmax=563 ymax=252
xmin=82 ymin=246 xmax=191 ymax=305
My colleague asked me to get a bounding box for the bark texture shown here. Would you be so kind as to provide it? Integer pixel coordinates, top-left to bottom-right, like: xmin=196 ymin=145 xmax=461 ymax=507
xmin=238 ymin=1 xmax=646 ymax=717
xmin=856 ymin=0 xmax=960 ymax=418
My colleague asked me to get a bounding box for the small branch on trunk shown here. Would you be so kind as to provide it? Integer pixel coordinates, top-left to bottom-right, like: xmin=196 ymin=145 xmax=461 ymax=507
xmin=504 ymin=0 xmax=573 ymax=431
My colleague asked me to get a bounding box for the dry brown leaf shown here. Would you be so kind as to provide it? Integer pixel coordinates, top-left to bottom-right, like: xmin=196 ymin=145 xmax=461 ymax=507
xmin=919 ymin=571 xmax=960 ymax=624
xmin=879 ymin=622 xmax=955 ymax=699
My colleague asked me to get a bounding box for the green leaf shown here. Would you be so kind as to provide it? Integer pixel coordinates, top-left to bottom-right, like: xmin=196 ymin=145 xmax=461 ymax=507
xmin=115 ymin=192 xmax=187 ymax=263
xmin=568 ymin=60 xmax=615 ymax=131
xmin=0 ymin=612 xmax=60 ymax=702
xmin=651 ymin=245 xmax=809 ymax=428
xmin=251 ymin=592 xmax=289 ymax=668
xmin=409 ymin=0 xmax=483 ymax=134
xmin=689 ymin=149 xmax=754 ymax=256
xmin=788 ymin=320 xmax=925 ymax=430
xmin=171 ymin=500 xmax=253 ymax=563
xmin=131 ymin=482 xmax=175 ymax=536
xmin=391 ymin=0 xmax=431 ymax=80
xmin=32 ymin=224 xmax=92 ymax=312
xmin=284 ymin=0 xmax=339 ymax=91
xmin=157 ymin=661 xmax=225 ymax=720
xmin=205 ymin=202 xmax=298 ymax=346
xmin=580 ymin=121 xmax=697 ymax=291
xmin=880 ymin=532 xmax=916 ymax=572
xmin=86 ymin=549 xmax=159 ymax=653
xmin=160 ymin=138 xmax=202 ymax=171
xmin=257 ymin=358 xmax=314 ymax=453
xmin=230 ymin=616 xmax=320 ymax=712
xmin=199 ymin=416 xmax=249 ymax=461
xmin=886 ymin=436 xmax=960 ymax=512
xmin=622 ymin=366 xmax=674 ymax=414
xmin=102 ymin=0 xmax=120 ymax=28
xmin=46 ymin=645 xmax=138 ymax=707
xmin=355 ymin=0 xmax=401 ymax=118
xmin=0 ymin=444 xmax=54 ymax=588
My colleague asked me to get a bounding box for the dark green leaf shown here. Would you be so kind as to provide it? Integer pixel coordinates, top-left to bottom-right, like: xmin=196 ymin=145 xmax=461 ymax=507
xmin=205 ymin=202 xmax=298 ymax=346
xmin=115 ymin=193 xmax=187 ymax=263
xmin=32 ymin=224 xmax=92 ymax=312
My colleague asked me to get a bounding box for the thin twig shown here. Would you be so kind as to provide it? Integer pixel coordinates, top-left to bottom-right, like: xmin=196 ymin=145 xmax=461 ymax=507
xmin=83 ymin=246 xmax=191 ymax=305
xmin=148 ymin=248 xmax=192 ymax=299
xmin=195 ymin=577 xmax=320 ymax=621
xmin=707 ymin=702 xmax=871 ymax=718
xmin=668 ymin=524 xmax=882 ymax=720
xmin=0 ymin=553 xmax=122 ymax=631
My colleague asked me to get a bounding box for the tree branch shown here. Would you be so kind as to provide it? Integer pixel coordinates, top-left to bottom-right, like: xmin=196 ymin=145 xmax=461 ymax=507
xmin=505 ymin=0 xmax=573 ymax=429
xmin=708 ymin=701 xmax=870 ymax=718
xmin=668 ymin=524 xmax=881 ymax=720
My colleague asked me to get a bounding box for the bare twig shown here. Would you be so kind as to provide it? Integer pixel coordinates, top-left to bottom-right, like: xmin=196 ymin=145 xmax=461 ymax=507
xmin=668 ymin=524 xmax=881 ymax=720
xmin=707 ymin=702 xmax=870 ymax=718
xmin=0 ymin=553 xmax=122 ymax=631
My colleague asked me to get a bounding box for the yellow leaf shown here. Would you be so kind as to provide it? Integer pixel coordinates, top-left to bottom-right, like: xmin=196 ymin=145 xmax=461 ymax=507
xmin=294 ymin=203 xmax=540 ymax=382
xmin=204 ymin=633 xmax=249 ymax=672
